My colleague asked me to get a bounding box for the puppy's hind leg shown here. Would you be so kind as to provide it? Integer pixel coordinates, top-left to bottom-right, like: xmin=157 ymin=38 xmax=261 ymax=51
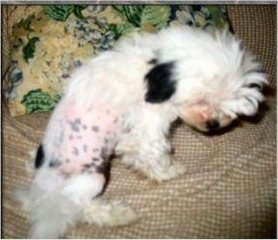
xmin=18 ymin=172 xmax=108 ymax=238
xmin=82 ymin=199 xmax=136 ymax=227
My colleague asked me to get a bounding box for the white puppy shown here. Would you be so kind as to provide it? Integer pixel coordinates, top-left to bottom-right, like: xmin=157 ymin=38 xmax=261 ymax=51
xmin=15 ymin=26 xmax=267 ymax=238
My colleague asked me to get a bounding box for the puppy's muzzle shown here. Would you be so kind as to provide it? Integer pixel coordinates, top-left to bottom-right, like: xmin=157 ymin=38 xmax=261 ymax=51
xmin=205 ymin=119 xmax=220 ymax=131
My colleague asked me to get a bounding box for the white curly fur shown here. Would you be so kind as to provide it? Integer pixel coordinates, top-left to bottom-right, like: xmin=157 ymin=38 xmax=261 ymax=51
xmin=14 ymin=26 xmax=267 ymax=238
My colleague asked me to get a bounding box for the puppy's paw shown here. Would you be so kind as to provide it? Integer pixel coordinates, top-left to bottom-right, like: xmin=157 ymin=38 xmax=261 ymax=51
xmin=82 ymin=199 xmax=136 ymax=227
xmin=149 ymin=161 xmax=185 ymax=182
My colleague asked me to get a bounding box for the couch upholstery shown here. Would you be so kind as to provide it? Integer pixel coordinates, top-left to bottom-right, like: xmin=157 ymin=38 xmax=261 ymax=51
xmin=2 ymin=5 xmax=276 ymax=238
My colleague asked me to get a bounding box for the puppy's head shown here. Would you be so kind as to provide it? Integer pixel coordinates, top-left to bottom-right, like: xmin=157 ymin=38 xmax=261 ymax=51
xmin=177 ymin=98 xmax=236 ymax=132
xmin=144 ymin=28 xmax=268 ymax=133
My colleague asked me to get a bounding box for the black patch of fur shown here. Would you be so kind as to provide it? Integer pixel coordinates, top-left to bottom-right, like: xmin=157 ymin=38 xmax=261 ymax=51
xmin=96 ymin=161 xmax=109 ymax=173
xmin=95 ymin=160 xmax=111 ymax=197
xmin=35 ymin=144 xmax=44 ymax=169
xmin=96 ymin=160 xmax=111 ymax=183
xmin=144 ymin=62 xmax=176 ymax=103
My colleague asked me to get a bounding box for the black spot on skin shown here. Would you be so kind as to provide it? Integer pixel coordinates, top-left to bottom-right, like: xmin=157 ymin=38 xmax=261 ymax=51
xmin=68 ymin=120 xmax=80 ymax=132
xmin=69 ymin=135 xmax=73 ymax=140
xmin=72 ymin=125 xmax=80 ymax=132
xmin=82 ymin=162 xmax=96 ymax=169
xmin=114 ymin=117 xmax=118 ymax=124
xmin=92 ymin=148 xmax=99 ymax=153
xmin=58 ymin=129 xmax=65 ymax=145
xmin=81 ymin=162 xmax=96 ymax=173
xmin=83 ymin=144 xmax=88 ymax=152
xmin=65 ymin=158 xmax=70 ymax=163
xmin=82 ymin=124 xmax=87 ymax=130
xmin=49 ymin=159 xmax=62 ymax=168
xmin=92 ymin=157 xmax=100 ymax=162
xmin=72 ymin=147 xmax=79 ymax=156
xmin=59 ymin=170 xmax=71 ymax=179
xmin=100 ymin=147 xmax=109 ymax=160
xmin=35 ymin=144 xmax=44 ymax=169
xmin=92 ymin=126 xmax=99 ymax=132
xmin=144 ymin=62 xmax=176 ymax=103
xmin=74 ymin=118 xmax=81 ymax=124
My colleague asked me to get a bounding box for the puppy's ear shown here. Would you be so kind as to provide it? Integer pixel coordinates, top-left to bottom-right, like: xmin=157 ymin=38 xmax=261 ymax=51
xmin=35 ymin=144 xmax=44 ymax=169
xmin=144 ymin=61 xmax=176 ymax=103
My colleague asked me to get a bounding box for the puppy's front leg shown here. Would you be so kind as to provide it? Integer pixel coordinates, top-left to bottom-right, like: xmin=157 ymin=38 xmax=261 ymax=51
xmin=136 ymin=136 xmax=185 ymax=182
xmin=117 ymin=105 xmax=185 ymax=182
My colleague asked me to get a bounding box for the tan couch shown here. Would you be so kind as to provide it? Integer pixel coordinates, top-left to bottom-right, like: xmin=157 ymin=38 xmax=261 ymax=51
xmin=2 ymin=5 xmax=276 ymax=238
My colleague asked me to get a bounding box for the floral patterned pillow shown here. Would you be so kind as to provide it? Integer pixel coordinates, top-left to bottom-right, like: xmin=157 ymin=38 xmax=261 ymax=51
xmin=3 ymin=5 xmax=231 ymax=116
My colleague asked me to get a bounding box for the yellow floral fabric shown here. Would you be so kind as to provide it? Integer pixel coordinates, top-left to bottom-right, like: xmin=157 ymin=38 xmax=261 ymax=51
xmin=3 ymin=5 xmax=230 ymax=116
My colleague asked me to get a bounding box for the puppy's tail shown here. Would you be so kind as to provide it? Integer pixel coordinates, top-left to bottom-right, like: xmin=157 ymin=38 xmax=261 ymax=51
xmin=14 ymin=186 xmax=82 ymax=239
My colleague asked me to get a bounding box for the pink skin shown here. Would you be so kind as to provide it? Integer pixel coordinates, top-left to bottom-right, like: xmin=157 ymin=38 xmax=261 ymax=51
xmin=53 ymin=106 xmax=123 ymax=175
xmin=39 ymin=102 xmax=126 ymax=194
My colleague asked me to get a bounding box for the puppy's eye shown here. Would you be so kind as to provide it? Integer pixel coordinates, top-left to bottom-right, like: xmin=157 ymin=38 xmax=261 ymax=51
xmin=35 ymin=144 xmax=44 ymax=169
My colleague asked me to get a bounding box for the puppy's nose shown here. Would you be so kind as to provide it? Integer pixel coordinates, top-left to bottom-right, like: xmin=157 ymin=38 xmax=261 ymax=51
xmin=206 ymin=119 xmax=220 ymax=131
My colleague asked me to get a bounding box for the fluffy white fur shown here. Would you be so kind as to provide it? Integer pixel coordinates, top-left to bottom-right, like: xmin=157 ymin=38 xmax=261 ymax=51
xmin=15 ymin=26 xmax=267 ymax=238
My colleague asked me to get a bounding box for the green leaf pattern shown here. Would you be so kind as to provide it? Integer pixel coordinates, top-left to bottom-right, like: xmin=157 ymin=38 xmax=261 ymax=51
xmin=22 ymin=37 xmax=40 ymax=63
xmin=140 ymin=6 xmax=171 ymax=29
xmin=21 ymin=89 xmax=61 ymax=114
xmin=17 ymin=14 xmax=35 ymax=31
xmin=43 ymin=5 xmax=86 ymax=21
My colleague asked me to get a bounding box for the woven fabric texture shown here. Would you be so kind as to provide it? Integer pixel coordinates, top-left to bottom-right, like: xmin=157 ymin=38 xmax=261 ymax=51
xmin=2 ymin=5 xmax=276 ymax=238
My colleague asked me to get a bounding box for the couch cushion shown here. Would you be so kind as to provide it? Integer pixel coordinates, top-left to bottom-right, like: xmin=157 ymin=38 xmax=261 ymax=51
xmin=2 ymin=96 xmax=276 ymax=238
xmin=3 ymin=5 xmax=230 ymax=117
xmin=227 ymin=5 xmax=276 ymax=88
